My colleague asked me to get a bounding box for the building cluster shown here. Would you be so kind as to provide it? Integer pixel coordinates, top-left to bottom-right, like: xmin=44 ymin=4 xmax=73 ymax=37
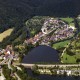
xmin=41 ymin=18 xmax=66 ymax=34
xmin=41 ymin=26 xmax=74 ymax=45
xmin=25 ymin=32 xmax=44 ymax=44
xmin=0 ymin=45 xmax=18 ymax=60
xmin=38 ymin=68 xmax=80 ymax=76
xmin=25 ymin=18 xmax=75 ymax=45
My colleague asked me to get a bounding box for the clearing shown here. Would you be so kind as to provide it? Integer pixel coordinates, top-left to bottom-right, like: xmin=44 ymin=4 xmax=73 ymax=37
xmin=0 ymin=28 xmax=13 ymax=42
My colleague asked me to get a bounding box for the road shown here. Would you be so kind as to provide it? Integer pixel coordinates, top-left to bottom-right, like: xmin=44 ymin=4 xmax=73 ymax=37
xmin=7 ymin=55 xmax=21 ymax=80
xmin=20 ymin=63 xmax=80 ymax=68
xmin=61 ymin=42 xmax=70 ymax=57
xmin=8 ymin=55 xmax=13 ymax=70
xmin=0 ymin=55 xmax=21 ymax=80
xmin=0 ymin=69 xmax=6 ymax=80
xmin=0 ymin=58 xmax=9 ymax=65
xmin=14 ymin=73 xmax=21 ymax=80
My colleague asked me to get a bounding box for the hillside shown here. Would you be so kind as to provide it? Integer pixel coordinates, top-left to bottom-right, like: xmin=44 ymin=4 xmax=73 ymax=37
xmin=37 ymin=0 xmax=80 ymax=17
xmin=0 ymin=0 xmax=80 ymax=32
xmin=0 ymin=0 xmax=80 ymax=47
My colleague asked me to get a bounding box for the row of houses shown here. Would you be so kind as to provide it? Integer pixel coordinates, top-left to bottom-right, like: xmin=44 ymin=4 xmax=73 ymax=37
xmin=41 ymin=27 xmax=74 ymax=45
xmin=38 ymin=69 xmax=80 ymax=76
xmin=25 ymin=32 xmax=44 ymax=44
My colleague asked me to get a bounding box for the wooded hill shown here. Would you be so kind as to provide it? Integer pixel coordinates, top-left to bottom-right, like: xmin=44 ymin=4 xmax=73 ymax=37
xmin=0 ymin=0 xmax=80 ymax=47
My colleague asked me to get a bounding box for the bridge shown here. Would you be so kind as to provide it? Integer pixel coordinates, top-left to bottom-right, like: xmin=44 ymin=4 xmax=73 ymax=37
xmin=16 ymin=63 xmax=80 ymax=68
xmin=1 ymin=61 xmax=80 ymax=69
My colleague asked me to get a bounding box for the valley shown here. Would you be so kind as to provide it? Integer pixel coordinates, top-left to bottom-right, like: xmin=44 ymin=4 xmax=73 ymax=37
xmin=0 ymin=0 xmax=80 ymax=80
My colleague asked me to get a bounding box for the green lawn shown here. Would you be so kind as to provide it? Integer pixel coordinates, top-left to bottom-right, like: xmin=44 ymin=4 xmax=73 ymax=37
xmin=60 ymin=17 xmax=74 ymax=23
xmin=31 ymin=30 xmax=36 ymax=35
xmin=61 ymin=53 xmax=76 ymax=63
xmin=61 ymin=52 xmax=80 ymax=63
xmin=52 ymin=40 xmax=70 ymax=49
xmin=69 ymin=23 xmax=75 ymax=26
xmin=52 ymin=40 xmax=80 ymax=63
xmin=31 ymin=29 xmax=36 ymax=36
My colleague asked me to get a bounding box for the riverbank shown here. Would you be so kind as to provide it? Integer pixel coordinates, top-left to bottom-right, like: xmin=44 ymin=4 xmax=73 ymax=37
xmin=26 ymin=68 xmax=80 ymax=80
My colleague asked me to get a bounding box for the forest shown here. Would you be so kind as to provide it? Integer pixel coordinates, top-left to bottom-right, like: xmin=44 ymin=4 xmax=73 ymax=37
xmin=0 ymin=0 xmax=80 ymax=47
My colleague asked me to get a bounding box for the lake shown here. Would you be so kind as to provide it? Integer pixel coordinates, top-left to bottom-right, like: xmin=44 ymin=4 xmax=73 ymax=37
xmin=22 ymin=45 xmax=60 ymax=64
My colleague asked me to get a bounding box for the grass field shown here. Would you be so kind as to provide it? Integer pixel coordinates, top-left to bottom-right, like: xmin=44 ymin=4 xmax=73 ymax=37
xmin=52 ymin=40 xmax=70 ymax=49
xmin=31 ymin=29 xmax=36 ymax=36
xmin=69 ymin=23 xmax=75 ymax=26
xmin=61 ymin=52 xmax=80 ymax=63
xmin=0 ymin=28 xmax=13 ymax=42
xmin=52 ymin=40 xmax=80 ymax=63
xmin=60 ymin=17 xmax=74 ymax=23
xmin=61 ymin=38 xmax=80 ymax=63
xmin=61 ymin=53 xmax=76 ymax=63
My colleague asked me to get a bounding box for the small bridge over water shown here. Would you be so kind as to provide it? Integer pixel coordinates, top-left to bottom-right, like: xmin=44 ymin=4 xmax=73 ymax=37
xmin=15 ymin=63 xmax=80 ymax=69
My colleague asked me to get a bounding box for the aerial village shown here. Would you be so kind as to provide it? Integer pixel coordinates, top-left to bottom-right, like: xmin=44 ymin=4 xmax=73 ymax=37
xmin=25 ymin=18 xmax=76 ymax=45
xmin=0 ymin=45 xmax=21 ymax=80
xmin=0 ymin=17 xmax=79 ymax=80
xmin=0 ymin=45 xmax=19 ymax=61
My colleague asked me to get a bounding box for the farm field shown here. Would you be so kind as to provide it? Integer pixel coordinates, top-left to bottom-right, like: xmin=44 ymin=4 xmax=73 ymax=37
xmin=0 ymin=28 xmax=13 ymax=42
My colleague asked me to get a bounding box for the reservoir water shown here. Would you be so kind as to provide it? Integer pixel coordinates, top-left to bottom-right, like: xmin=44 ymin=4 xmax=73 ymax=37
xmin=22 ymin=45 xmax=60 ymax=64
xmin=22 ymin=45 xmax=80 ymax=80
